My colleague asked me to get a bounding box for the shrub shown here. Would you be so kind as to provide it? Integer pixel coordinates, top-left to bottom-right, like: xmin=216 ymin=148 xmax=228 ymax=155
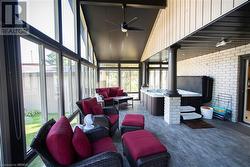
xmin=25 ymin=109 xmax=40 ymax=117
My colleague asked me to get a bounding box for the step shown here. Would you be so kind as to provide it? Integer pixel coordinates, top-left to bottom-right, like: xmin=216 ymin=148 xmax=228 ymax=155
xmin=181 ymin=112 xmax=202 ymax=120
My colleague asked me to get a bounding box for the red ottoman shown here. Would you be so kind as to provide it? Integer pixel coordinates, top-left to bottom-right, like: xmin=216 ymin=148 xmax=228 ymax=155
xmin=121 ymin=114 xmax=145 ymax=135
xmin=122 ymin=130 xmax=170 ymax=167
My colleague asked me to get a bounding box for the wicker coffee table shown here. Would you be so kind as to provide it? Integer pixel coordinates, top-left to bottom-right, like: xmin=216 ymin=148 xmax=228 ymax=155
xmin=113 ymin=96 xmax=133 ymax=110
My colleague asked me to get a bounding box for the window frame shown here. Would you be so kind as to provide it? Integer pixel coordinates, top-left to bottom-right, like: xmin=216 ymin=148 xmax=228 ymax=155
xmin=98 ymin=62 xmax=140 ymax=99
xmin=4 ymin=0 xmax=98 ymax=165
xmin=148 ymin=63 xmax=168 ymax=89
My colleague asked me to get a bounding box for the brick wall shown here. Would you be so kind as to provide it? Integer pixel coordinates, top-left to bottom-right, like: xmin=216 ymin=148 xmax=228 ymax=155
xmin=177 ymin=43 xmax=250 ymax=122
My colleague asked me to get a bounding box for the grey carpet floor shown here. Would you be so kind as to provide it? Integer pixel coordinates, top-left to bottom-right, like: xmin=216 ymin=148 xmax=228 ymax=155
xmin=112 ymin=101 xmax=250 ymax=167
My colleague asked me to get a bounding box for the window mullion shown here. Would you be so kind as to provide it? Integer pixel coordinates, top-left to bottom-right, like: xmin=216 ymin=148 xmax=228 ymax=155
xmin=39 ymin=45 xmax=48 ymax=123
xmin=69 ymin=61 xmax=73 ymax=114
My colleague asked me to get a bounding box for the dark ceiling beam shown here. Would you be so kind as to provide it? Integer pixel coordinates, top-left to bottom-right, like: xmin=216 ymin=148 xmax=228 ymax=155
xmin=80 ymin=0 xmax=166 ymax=9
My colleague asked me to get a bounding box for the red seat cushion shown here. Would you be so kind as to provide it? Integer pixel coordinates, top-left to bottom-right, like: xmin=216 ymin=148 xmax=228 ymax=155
xmin=122 ymin=130 xmax=167 ymax=161
xmin=117 ymin=89 xmax=124 ymax=96
xmin=99 ymin=91 xmax=109 ymax=98
xmin=72 ymin=127 xmax=92 ymax=159
xmin=96 ymin=88 xmax=110 ymax=97
xmin=92 ymin=137 xmax=117 ymax=155
xmin=109 ymin=87 xmax=119 ymax=97
xmin=81 ymin=98 xmax=98 ymax=115
xmin=122 ymin=114 xmax=145 ymax=128
xmin=92 ymin=104 xmax=104 ymax=115
xmin=46 ymin=116 xmax=75 ymax=166
xmin=108 ymin=114 xmax=119 ymax=125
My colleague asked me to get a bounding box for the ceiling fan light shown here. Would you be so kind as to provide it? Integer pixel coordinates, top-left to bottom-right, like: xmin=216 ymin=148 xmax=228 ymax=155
xmin=121 ymin=27 xmax=127 ymax=33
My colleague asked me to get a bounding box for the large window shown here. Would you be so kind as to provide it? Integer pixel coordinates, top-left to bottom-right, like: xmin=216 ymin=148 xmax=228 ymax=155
xmin=99 ymin=70 xmax=119 ymax=87
xmin=81 ymin=65 xmax=89 ymax=98
xmin=89 ymin=68 xmax=94 ymax=96
xmin=121 ymin=70 xmax=139 ymax=92
xmin=20 ymin=38 xmax=61 ymax=151
xmin=45 ymin=49 xmax=61 ymax=120
xmin=23 ymin=0 xmax=58 ymax=40
xmin=88 ymin=37 xmax=93 ymax=63
xmin=21 ymin=38 xmax=42 ymax=151
xmin=149 ymin=69 xmax=160 ymax=89
xmin=149 ymin=63 xmax=168 ymax=89
xmin=63 ymin=57 xmax=79 ymax=116
xmin=62 ymin=0 xmax=77 ymax=52
xmin=161 ymin=69 xmax=168 ymax=89
xmin=121 ymin=69 xmax=139 ymax=99
xmin=80 ymin=7 xmax=88 ymax=59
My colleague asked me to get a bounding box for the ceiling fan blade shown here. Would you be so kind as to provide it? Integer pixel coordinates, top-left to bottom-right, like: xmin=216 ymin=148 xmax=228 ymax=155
xmin=126 ymin=27 xmax=145 ymax=31
xmin=105 ymin=20 xmax=120 ymax=27
xmin=109 ymin=28 xmax=120 ymax=33
xmin=125 ymin=17 xmax=138 ymax=26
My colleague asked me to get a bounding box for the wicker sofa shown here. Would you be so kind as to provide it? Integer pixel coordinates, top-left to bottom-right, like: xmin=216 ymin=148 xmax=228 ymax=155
xmin=30 ymin=119 xmax=123 ymax=167
xmin=96 ymin=87 xmax=128 ymax=106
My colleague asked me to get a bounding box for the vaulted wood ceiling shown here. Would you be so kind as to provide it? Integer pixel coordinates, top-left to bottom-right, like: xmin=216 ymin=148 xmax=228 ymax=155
xmin=81 ymin=0 xmax=166 ymax=62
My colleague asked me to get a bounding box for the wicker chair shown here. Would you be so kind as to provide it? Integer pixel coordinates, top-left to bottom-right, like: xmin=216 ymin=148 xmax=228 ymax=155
xmin=30 ymin=119 xmax=123 ymax=167
xmin=76 ymin=98 xmax=119 ymax=136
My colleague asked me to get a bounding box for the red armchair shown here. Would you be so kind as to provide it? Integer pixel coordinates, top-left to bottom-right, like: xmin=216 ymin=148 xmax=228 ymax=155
xmin=76 ymin=98 xmax=119 ymax=136
xmin=96 ymin=87 xmax=128 ymax=106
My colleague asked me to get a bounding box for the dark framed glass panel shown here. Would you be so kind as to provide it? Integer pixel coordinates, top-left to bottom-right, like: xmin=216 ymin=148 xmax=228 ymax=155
xmin=20 ymin=38 xmax=42 ymax=151
xmin=25 ymin=0 xmax=59 ymax=40
xmin=99 ymin=70 xmax=119 ymax=87
xmin=45 ymin=49 xmax=61 ymax=120
xmin=149 ymin=69 xmax=160 ymax=89
xmin=62 ymin=0 xmax=77 ymax=52
xmin=63 ymin=57 xmax=79 ymax=116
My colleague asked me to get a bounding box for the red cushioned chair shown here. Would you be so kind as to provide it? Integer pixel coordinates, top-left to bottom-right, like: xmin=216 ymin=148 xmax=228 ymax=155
xmin=96 ymin=87 xmax=128 ymax=106
xmin=76 ymin=98 xmax=119 ymax=136
xmin=30 ymin=119 xmax=123 ymax=167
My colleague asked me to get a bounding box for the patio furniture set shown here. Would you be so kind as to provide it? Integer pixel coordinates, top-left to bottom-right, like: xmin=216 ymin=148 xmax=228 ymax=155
xmin=30 ymin=87 xmax=170 ymax=167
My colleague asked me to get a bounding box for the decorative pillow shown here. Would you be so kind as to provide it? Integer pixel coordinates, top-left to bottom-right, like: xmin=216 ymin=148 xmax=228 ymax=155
xmin=81 ymin=98 xmax=98 ymax=115
xmin=117 ymin=89 xmax=124 ymax=96
xmin=99 ymin=91 xmax=109 ymax=98
xmin=46 ymin=116 xmax=75 ymax=166
xmin=72 ymin=127 xmax=92 ymax=159
xmin=92 ymin=104 xmax=104 ymax=115
xmin=109 ymin=88 xmax=119 ymax=97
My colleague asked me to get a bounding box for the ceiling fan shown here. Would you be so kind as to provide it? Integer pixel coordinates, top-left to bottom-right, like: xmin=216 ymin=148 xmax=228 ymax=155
xmin=105 ymin=4 xmax=145 ymax=34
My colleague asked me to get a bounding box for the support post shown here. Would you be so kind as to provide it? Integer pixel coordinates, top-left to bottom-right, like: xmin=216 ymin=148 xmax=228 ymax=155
xmin=141 ymin=61 xmax=149 ymax=87
xmin=164 ymin=44 xmax=181 ymax=124
xmin=167 ymin=44 xmax=180 ymax=96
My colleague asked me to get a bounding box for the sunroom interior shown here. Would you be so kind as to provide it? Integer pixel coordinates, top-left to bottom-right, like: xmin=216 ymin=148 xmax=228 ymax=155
xmin=1 ymin=0 xmax=250 ymax=167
